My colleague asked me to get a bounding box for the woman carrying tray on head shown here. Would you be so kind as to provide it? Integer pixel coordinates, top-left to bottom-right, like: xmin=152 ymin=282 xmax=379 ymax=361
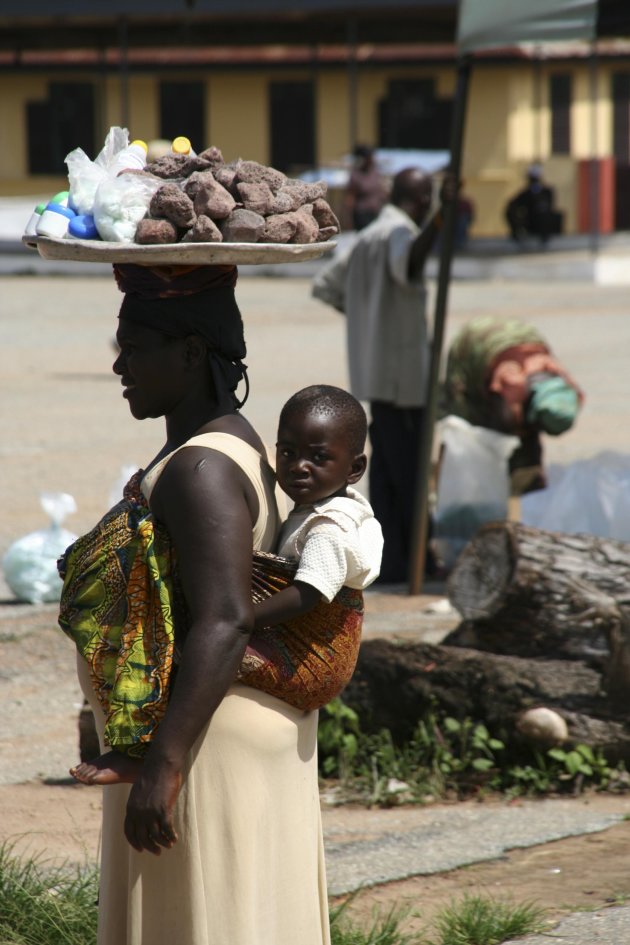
xmin=59 ymin=261 xmax=331 ymax=945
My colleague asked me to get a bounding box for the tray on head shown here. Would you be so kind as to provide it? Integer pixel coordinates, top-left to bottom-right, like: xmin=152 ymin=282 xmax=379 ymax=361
xmin=22 ymin=235 xmax=337 ymax=266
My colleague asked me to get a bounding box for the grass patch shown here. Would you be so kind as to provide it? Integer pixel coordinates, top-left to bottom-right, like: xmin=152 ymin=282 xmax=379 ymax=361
xmin=428 ymin=894 xmax=545 ymax=945
xmin=0 ymin=844 xmax=98 ymax=945
xmin=329 ymin=895 xmax=546 ymax=945
xmin=330 ymin=901 xmax=424 ymax=945
xmin=0 ymin=846 xmax=544 ymax=945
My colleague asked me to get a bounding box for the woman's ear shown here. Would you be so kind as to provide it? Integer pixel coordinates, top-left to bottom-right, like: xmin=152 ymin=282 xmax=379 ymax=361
xmin=347 ymin=453 xmax=367 ymax=484
xmin=183 ymin=334 xmax=207 ymax=370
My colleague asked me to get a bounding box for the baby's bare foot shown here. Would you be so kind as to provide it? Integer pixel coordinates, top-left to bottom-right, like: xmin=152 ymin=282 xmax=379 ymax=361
xmin=70 ymin=750 xmax=143 ymax=786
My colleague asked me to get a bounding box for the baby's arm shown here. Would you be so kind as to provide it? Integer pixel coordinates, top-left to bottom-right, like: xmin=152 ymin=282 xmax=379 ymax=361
xmin=254 ymin=581 xmax=322 ymax=630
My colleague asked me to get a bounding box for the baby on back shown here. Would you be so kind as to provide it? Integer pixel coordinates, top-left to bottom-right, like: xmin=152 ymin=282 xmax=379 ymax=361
xmin=71 ymin=384 xmax=383 ymax=786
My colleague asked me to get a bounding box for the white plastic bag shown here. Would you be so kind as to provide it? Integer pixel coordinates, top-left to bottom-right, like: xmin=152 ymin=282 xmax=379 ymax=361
xmin=520 ymin=451 xmax=630 ymax=541
xmin=2 ymin=493 xmax=78 ymax=604
xmin=93 ymin=173 xmax=160 ymax=242
xmin=434 ymin=415 xmax=519 ymax=568
xmin=66 ymin=126 xmax=130 ymax=216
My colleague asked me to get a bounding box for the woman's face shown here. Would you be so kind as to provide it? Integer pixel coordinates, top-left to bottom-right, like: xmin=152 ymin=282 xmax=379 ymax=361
xmin=113 ymin=318 xmax=187 ymax=420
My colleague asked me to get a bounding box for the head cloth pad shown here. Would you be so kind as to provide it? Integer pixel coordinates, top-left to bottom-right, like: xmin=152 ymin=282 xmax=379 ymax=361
xmin=114 ymin=263 xmax=248 ymax=407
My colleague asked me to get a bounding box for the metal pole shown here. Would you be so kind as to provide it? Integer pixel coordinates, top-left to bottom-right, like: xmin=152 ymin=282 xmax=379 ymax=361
xmin=347 ymin=17 xmax=359 ymax=152
xmin=533 ymin=47 xmax=542 ymax=160
xmin=408 ymin=55 xmax=472 ymax=595
xmin=119 ymin=15 xmax=129 ymax=130
xmin=589 ymin=42 xmax=600 ymax=255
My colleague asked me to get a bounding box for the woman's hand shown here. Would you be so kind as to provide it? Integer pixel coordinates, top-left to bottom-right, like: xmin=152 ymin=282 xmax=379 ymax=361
xmin=124 ymin=761 xmax=181 ymax=854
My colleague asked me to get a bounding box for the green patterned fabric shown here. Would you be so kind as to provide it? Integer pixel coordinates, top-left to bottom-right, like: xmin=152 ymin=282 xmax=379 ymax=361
xmin=58 ymin=472 xmax=177 ymax=757
xmin=442 ymin=315 xmax=546 ymax=426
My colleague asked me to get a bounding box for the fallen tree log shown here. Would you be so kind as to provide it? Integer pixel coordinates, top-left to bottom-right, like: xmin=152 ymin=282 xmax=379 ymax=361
xmin=341 ymin=639 xmax=630 ymax=762
xmin=444 ymin=522 xmax=630 ymax=666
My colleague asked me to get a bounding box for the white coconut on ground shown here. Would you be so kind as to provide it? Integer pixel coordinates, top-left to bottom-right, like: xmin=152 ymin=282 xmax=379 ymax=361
xmin=516 ymin=706 xmax=569 ymax=746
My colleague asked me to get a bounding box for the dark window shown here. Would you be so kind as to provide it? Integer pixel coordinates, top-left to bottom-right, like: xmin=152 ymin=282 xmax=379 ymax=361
xmin=27 ymin=83 xmax=95 ymax=175
xmin=378 ymin=79 xmax=452 ymax=150
xmin=160 ymin=82 xmax=205 ymax=153
xmin=612 ymin=73 xmax=630 ymax=164
xmin=269 ymin=81 xmax=315 ymax=174
xmin=550 ymin=74 xmax=572 ymax=155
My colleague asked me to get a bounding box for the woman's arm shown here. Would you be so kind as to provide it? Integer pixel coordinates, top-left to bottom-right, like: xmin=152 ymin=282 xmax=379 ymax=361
xmin=253 ymin=580 xmax=321 ymax=629
xmin=123 ymin=447 xmax=256 ymax=855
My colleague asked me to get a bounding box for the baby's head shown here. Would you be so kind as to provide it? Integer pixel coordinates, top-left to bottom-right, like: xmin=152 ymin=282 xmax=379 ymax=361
xmin=276 ymin=385 xmax=367 ymax=506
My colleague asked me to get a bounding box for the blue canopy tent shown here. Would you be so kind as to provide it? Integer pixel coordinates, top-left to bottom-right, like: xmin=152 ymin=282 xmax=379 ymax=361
xmin=408 ymin=0 xmax=630 ymax=592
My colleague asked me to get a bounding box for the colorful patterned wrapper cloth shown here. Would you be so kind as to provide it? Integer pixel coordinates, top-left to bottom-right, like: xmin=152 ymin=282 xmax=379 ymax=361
xmin=58 ymin=473 xmax=363 ymax=756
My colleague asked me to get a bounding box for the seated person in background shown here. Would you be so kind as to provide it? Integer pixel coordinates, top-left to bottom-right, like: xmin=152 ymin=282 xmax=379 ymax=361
xmin=343 ymin=144 xmax=388 ymax=231
xmin=442 ymin=315 xmax=583 ymax=495
xmin=505 ymin=164 xmax=563 ymax=245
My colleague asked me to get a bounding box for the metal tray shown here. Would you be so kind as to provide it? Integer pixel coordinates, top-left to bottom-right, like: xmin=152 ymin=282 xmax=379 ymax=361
xmin=23 ymin=234 xmax=337 ymax=266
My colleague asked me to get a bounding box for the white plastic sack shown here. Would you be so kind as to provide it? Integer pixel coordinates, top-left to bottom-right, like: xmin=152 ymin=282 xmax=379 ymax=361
xmin=66 ymin=126 xmax=130 ymax=216
xmin=93 ymin=173 xmax=160 ymax=242
xmin=2 ymin=493 xmax=78 ymax=604
xmin=434 ymin=415 xmax=519 ymax=568
xmin=520 ymin=451 xmax=630 ymax=541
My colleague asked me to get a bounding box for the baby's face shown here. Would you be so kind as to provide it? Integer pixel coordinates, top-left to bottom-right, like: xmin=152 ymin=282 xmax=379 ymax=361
xmin=276 ymin=413 xmax=358 ymax=506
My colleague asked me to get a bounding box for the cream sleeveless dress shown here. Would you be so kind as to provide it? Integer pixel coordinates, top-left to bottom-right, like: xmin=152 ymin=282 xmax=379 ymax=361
xmin=77 ymin=432 xmax=330 ymax=945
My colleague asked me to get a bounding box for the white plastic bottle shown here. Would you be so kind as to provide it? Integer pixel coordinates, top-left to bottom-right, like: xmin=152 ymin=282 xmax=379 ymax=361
xmin=36 ymin=203 xmax=76 ymax=238
xmin=109 ymin=139 xmax=148 ymax=176
xmin=172 ymin=136 xmax=196 ymax=157
xmin=24 ymin=202 xmax=47 ymax=237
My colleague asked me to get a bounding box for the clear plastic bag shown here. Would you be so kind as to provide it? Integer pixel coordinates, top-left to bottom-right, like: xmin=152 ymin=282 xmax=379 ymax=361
xmin=434 ymin=415 xmax=519 ymax=569
xmin=520 ymin=451 xmax=630 ymax=541
xmin=2 ymin=493 xmax=78 ymax=604
xmin=93 ymin=173 xmax=160 ymax=242
xmin=66 ymin=126 xmax=130 ymax=216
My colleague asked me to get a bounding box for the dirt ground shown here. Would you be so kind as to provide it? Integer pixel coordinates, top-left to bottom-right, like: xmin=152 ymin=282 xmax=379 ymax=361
xmin=4 ymin=274 xmax=630 ymax=937
xmin=3 ymin=781 xmax=630 ymax=936
xmin=340 ymin=806 xmax=630 ymax=934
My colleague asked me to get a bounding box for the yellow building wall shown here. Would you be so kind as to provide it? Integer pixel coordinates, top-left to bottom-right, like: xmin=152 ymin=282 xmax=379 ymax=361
xmin=0 ymin=75 xmax=66 ymax=194
xmin=0 ymin=58 xmax=622 ymax=234
xmin=208 ymin=73 xmax=269 ymax=163
xmin=102 ymin=75 xmax=160 ymax=144
xmin=461 ymin=68 xmax=512 ymax=236
xmin=316 ymin=72 xmax=350 ymax=164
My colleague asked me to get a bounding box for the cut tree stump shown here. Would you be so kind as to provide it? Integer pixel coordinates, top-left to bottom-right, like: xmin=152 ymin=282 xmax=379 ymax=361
xmin=341 ymin=639 xmax=630 ymax=762
xmin=444 ymin=521 xmax=630 ymax=667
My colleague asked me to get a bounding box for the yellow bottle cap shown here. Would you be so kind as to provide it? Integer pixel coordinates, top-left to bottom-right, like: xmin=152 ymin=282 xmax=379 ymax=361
xmin=131 ymin=139 xmax=148 ymax=152
xmin=172 ymin=136 xmax=192 ymax=155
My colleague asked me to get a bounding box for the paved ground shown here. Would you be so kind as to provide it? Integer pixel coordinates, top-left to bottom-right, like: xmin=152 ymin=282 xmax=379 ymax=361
xmin=3 ymin=270 xmax=630 ymax=942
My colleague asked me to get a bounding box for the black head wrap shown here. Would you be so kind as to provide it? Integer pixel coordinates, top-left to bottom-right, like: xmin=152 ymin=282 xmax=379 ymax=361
xmin=114 ymin=263 xmax=249 ymax=407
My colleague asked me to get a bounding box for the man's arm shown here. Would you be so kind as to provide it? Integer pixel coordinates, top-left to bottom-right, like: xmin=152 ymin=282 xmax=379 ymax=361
xmin=408 ymin=173 xmax=459 ymax=280
xmin=312 ymin=244 xmax=352 ymax=314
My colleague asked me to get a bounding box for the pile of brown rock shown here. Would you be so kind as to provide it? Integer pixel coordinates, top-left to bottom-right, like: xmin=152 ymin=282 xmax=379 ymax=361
xmin=134 ymin=147 xmax=339 ymax=245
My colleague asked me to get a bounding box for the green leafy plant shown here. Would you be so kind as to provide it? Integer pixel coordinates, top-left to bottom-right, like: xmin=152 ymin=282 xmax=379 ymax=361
xmin=319 ymin=698 xmax=362 ymax=778
xmin=318 ymin=698 xmax=619 ymax=804
xmin=547 ymin=743 xmax=612 ymax=784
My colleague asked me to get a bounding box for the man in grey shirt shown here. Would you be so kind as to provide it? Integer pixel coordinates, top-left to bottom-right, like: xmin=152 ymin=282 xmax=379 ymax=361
xmin=312 ymin=167 xmax=455 ymax=582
